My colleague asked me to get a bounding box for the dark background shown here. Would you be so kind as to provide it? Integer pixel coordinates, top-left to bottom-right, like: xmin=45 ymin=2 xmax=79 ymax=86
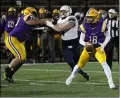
xmin=0 ymin=0 xmax=119 ymax=63
xmin=1 ymin=0 xmax=119 ymax=13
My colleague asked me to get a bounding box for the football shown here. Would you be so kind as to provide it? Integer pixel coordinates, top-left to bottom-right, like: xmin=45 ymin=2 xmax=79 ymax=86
xmin=85 ymin=42 xmax=94 ymax=53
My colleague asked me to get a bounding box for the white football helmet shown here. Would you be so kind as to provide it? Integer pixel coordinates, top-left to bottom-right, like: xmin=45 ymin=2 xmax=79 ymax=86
xmin=59 ymin=5 xmax=72 ymax=18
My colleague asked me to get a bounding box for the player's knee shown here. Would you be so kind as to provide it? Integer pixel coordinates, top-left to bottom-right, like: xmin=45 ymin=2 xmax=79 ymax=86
xmin=77 ymin=61 xmax=86 ymax=69
xmin=20 ymin=55 xmax=26 ymax=61
xmin=77 ymin=64 xmax=82 ymax=69
xmin=99 ymin=60 xmax=106 ymax=64
xmin=99 ymin=57 xmax=106 ymax=64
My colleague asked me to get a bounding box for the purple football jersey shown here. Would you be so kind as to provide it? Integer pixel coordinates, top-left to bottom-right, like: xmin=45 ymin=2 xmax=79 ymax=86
xmin=1 ymin=15 xmax=17 ymax=33
xmin=83 ymin=22 xmax=105 ymax=44
xmin=9 ymin=15 xmax=34 ymax=42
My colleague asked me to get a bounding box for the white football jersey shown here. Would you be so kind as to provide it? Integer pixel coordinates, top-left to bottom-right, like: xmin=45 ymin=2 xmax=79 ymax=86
xmin=57 ymin=15 xmax=78 ymax=40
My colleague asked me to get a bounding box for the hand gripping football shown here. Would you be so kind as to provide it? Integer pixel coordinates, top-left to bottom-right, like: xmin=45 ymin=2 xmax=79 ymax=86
xmin=85 ymin=42 xmax=94 ymax=53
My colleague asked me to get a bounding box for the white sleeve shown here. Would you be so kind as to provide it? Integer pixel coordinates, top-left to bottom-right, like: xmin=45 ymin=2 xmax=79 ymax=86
xmin=103 ymin=31 xmax=111 ymax=47
xmin=79 ymin=32 xmax=86 ymax=46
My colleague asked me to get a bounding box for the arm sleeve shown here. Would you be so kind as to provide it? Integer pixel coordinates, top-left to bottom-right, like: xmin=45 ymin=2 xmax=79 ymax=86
xmin=103 ymin=31 xmax=111 ymax=47
xmin=79 ymin=32 xmax=86 ymax=46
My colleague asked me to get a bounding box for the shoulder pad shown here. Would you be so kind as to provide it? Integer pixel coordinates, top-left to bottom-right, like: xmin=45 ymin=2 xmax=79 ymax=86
xmin=80 ymin=24 xmax=86 ymax=33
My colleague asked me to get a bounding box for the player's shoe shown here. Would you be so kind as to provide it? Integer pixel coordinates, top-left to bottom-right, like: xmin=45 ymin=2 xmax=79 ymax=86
xmin=4 ymin=67 xmax=15 ymax=83
xmin=8 ymin=77 xmax=14 ymax=83
xmin=78 ymin=70 xmax=90 ymax=81
xmin=66 ymin=75 xmax=75 ymax=85
xmin=108 ymin=81 xmax=115 ymax=89
xmin=81 ymin=73 xmax=90 ymax=81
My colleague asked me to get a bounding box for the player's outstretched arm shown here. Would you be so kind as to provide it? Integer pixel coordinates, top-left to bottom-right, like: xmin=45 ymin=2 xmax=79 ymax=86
xmin=103 ymin=31 xmax=111 ymax=47
xmin=25 ymin=18 xmax=52 ymax=25
xmin=46 ymin=21 xmax=74 ymax=32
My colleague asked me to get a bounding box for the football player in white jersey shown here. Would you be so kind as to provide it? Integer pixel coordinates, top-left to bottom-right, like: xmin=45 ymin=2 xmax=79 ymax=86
xmin=46 ymin=5 xmax=89 ymax=81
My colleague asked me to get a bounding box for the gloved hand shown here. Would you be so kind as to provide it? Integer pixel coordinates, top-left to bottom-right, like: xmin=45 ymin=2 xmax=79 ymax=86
xmin=45 ymin=21 xmax=54 ymax=28
xmin=99 ymin=43 xmax=105 ymax=52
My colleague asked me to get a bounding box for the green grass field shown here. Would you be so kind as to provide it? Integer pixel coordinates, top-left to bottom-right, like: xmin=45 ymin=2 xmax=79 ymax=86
xmin=1 ymin=62 xmax=119 ymax=97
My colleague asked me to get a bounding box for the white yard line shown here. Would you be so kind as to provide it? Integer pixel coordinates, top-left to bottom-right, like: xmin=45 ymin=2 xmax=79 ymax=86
xmin=0 ymin=68 xmax=118 ymax=73
xmin=21 ymin=69 xmax=118 ymax=74
xmin=1 ymin=62 xmax=118 ymax=66
xmin=1 ymin=85 xmax=8 ymax=87
xmin=15 ymin=79 xmax=119 ymax=86
xmin=1 ymin=62 xmax=118 ymax=74
xmin=30 ymin=83 xmax=44 ymax=86
xmin=1 ymin=78 xmax=119 ymax=86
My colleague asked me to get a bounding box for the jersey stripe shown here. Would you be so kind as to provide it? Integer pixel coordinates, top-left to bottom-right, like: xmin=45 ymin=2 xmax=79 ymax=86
xmin=8 ymin=36 xmax=21 ymax=59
